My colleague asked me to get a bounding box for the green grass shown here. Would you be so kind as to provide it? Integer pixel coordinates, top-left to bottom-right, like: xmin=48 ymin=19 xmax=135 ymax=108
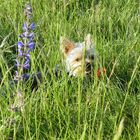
xmin=0 ymin=0 xmax=140 ymax=139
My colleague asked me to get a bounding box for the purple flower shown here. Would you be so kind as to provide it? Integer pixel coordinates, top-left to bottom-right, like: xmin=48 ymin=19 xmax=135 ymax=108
xmin=26 ymin=54 xmax=30 ymax=60
xmin=29 ymin=23 xmax=36 ymax=30
xmin=18 ymin=41 xmax=24 ymax=48
xmin=22 ymin=73 xmax=30 ymax=79
xmin=19 ymin=32 xmax=28 ymax=38
xmin=28 ymin=41 xmax=35 ymax=49
xmin=23 ymin=56 xmax=30 ymax=69
xmin=25 ymin=58 xmax=30 ymax=64
xmin=22 ymin=23 xmax=28 ymax=31
xmin=18 ymin=50 xmax=23 ymax=57
xmin=23 ymin=23 xmax=36 ymax=31
xmin=23 ymin=62 xmax=30 ymax=69
xmin=28 ymin=32 xmax=34 ymax=39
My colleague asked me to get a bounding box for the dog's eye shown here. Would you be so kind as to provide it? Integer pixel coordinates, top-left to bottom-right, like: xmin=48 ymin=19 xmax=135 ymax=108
xmin=75 ymin=58 xmax=80 ymax=61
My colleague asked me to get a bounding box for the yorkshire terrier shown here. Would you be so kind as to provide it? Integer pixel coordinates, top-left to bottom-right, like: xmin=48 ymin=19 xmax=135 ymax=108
xmin=60 ymin=34 xmax=95 ymax=77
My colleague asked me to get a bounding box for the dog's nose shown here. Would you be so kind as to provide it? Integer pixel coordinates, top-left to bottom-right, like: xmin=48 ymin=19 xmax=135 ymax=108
xmin=86 ymin=63 xmax=91 ymax=70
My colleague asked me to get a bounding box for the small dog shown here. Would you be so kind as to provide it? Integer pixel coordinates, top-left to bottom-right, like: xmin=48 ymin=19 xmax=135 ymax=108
xmin=60 ymin=34 xmax=95 ymax=77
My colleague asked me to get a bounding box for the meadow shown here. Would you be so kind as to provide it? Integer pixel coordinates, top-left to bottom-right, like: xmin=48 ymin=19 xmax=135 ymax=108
xmin=0 ymin=0 xmax=140 ymax=139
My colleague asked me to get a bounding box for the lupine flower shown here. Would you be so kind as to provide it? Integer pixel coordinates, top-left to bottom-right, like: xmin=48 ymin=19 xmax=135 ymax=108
xmin=14 ymin=3 xmax=35 ymax=82
xmin=12 ymin=3 xmax=35 ymax=112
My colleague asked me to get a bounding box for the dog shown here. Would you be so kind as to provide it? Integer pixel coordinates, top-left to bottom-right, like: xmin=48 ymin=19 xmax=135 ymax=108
xmin=60 ymin=34 xmax=95 ymax=77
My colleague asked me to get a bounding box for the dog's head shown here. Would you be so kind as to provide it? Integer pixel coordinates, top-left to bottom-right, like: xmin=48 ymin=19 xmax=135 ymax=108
xmin=60 ymin=34 xmax=95 ymax=76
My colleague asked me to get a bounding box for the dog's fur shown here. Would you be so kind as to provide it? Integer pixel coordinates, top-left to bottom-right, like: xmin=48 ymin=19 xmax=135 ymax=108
xmin=60 ymin=34 xmax=95 ymax=77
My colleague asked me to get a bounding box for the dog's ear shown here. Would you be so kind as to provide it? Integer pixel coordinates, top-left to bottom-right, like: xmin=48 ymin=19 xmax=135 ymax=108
xmin=84 ymin=34 xmax=93 ymax=48
xmin=60 ymin=37 xmax=75 ymax=56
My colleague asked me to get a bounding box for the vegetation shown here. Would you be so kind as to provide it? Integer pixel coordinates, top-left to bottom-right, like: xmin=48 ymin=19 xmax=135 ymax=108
xmin=0 ymin=0 xmax=139 ymax=139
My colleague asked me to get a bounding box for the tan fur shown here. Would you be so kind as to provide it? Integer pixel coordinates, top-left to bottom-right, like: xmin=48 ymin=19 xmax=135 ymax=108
xmin=60 ymin=34 xmax=95 ymax=76
xmin=60 ymin=37 xmax=75 ymax=57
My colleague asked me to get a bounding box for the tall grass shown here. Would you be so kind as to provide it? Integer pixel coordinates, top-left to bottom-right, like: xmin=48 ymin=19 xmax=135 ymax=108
xmin=0 ymin=0 xmax=139 ymax=139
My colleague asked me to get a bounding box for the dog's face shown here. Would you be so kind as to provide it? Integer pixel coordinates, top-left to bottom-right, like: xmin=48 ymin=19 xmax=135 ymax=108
xmin=60 ymin=34 xmax=95 ymax=76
